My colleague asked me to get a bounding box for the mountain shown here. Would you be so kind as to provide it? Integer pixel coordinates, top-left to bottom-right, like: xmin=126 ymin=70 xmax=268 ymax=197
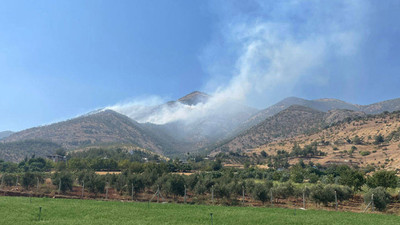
xmin=0 ymin=131 xmax=14 ymax=140
xmin=3 ymin=93 xmax=399 ymax=162
xmin=248 ymin=110 xmax=400 ymax=170
xmin=177 ymin=91 xmax=210 ymax=105
xmin=238 ymin=97 xmax=400 ymax=132
xmin=361 ymin=98 xmax=400 ymax=114
xmin=3 ymin=110 xmax=168 ymax=155
xmin=113 ymin=91 xmax=258 ymax=155
xmin=0 ymin=140 xmax=63 ymax=162
xmin=212 ymin=105 xmax=365 ymax=154
xmin=2 ymin=91 xmax=257 ymax=160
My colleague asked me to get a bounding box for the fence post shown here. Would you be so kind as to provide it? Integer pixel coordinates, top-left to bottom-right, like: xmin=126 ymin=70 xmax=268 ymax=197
xmin=211 ymin=185 xmax=214 ymax=205
xmin=38 ymin=207 xmax=42 ymax=221
xmin=106 ymin=183 xmax=109 ymax=200
xmin=58 ymin=179 xmax=62 ymax=195
xmin=242 ymin=186 xmax=245 ymax=206
xmin=157 ymin=185 xmax=160 ymax=203
xmin=1 ymin=175 xmax=4 ymax=190
xmin=16 ymin=176 xmax=19 ymax=187
xmin=335 ymin=191 xmax=338 ymax=211
xmin=371 ymin=194 xmax=374 ymax=212
xmin=36 ymin=177 xmax=39 ymax=193
xmin=270 ymin=189 xmax=274 ymax=206
xmin=303 ymin=189 xmax=306 ymax=209
xmin=81 ymin=181 xmax=84 ymax=199
xmin=184 ymin=185 xmax=187 ymax=204
xmin=131 ymin=183 xmax=134 ymax=201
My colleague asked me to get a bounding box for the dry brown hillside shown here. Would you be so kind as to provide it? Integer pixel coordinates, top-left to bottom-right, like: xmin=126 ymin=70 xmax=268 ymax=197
xmin=251 ymin=111 xmax=400 ymax=169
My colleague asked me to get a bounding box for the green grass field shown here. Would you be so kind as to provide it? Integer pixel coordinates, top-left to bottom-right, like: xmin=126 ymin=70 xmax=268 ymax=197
xmin=0 ymin=196 xmax=398 ymax=225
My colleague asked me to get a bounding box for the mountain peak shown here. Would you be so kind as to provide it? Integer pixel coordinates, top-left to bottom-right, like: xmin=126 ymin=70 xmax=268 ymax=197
xmin=178 ymin=91 xmax=210 ymax=105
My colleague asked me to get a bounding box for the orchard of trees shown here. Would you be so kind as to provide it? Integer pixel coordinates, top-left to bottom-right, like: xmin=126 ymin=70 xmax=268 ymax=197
xmin=0 ymin=147 xmax=399 ymax=211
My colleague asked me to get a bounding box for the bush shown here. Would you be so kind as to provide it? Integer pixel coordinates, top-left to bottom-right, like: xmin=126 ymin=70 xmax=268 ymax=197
xmin=52 ymin=172 xmax=74 ymax=193
xmin=360 ymin=151 xmax=370 ymax=156
xmin=22 ymin=172 xmax=36 ymax=189
xmin=363 ymin=187 xmax=391 ymax=211
xmin=366 ymin=170 xmax=398 ymax=189
xmin=2 ymin=173 xmax=17 ymax=186
xmin=373 ymin=134 xmax=384 ymax=145
xmin=165 ymin=175 xmax=186 ymax=197
xmin=272 ymin=182 xmax=294 ymax=199
xmin=310 ymin=184 xmax=335 ymax=206
xmin=251 ymin=183 xmax=270 ymax=204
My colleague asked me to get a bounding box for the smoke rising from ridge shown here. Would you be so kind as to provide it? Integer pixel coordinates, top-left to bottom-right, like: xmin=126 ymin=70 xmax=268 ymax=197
xmin=108 ymin=0 xmax=368 ymax=125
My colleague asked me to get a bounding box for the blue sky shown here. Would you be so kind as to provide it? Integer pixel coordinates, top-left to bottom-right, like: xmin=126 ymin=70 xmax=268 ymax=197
xmin=1 ymin=0 xmax=400 ymax=131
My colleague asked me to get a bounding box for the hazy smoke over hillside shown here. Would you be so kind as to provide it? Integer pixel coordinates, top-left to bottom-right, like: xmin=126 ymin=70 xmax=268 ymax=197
xmin=108 ymin=0 xmax=367 ymax=125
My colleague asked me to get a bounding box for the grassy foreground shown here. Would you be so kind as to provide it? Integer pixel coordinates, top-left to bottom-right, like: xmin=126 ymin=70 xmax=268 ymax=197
xmin=0 ymin=196 xmax=398 ymax=225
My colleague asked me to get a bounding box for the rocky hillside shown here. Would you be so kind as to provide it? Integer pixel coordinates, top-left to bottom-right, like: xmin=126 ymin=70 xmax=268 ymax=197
xmin=0 ymin=131 xmax=14 ymax=140
xmin=0 ymin=140 xmax=62 ymax=162
xmin=249 ymin=110 xmax=400 ymax=170
xmin=238 ymin=97 xmax=400 ymax=132
xmin=3 ymin=110 xmax=168 ymax=155
xmin=212 ymin=105 xmax=366 ymax=154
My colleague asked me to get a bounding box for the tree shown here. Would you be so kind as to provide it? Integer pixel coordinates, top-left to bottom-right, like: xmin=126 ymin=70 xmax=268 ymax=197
xmin=366 ymin=170 xmax=398 ymax=189
xmin=351 ymin=135 xmax=363 ymax=145
xmin=373 ymin=134 xmax=384 ymax=145
xmin=252 ymin=183 xmax=270 ymax=204
xmin=364 ymin=187 xmax=391 ymax=211
xmin=52 ymin=172 xmax=74 ymax=193
xmin=165 ymin=175 xmax=185 ymax=197
xmin=22 ymin=172 xmax=36 ymax=189
xmin=338 ymin=169 xmax=365 ymax=191
xmin=260 ymin=151 xmax=268 ymax=158
xmin=310 ymin=184 xmax=335 ymax=206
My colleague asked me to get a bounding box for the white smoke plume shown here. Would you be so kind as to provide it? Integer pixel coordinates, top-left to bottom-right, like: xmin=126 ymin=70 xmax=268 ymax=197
xmin=107 ymin=0 xmax=368 ymax=125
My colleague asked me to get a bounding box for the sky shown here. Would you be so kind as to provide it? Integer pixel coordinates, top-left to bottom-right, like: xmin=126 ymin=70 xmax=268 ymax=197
xmin=1 ymin=0 xmax=400 ymax=131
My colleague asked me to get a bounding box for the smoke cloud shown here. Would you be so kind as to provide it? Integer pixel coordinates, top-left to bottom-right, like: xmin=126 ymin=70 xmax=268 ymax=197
xmin=108 ymin=0 xmax=368 ymax=125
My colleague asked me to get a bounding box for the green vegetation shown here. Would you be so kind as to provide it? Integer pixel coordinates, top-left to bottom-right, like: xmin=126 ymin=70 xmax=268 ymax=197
xmin=290 ymin=142 xmax=326 ymax=158
xmin=0 ymin=196 xmax=399 ymax=225
xmin=364 ymin=187 xmax=391 ymax=211
xmin=360 ymin=151 xmax=371 ymax=156
xmin=366 ymin=170 xmax=398 ymax=189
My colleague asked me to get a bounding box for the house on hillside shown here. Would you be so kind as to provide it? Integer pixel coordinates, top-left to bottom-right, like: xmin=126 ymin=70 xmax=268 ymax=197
xmin=46 ymin=155 xmax=66 ymax=163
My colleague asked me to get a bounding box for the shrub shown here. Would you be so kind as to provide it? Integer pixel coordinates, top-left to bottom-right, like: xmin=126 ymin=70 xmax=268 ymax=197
xmin=363 ymin=187 xmax=391 ymax=211
xmin=366 ymin=170 xmax=398 ymax=189
xmin=22 ymin=172 xmax=36 ymax=189
xmin=251 ymin=183 xmax=270 ymax=204
xmin=272 ymin=182 xmax=295 ymax=199
xmin=310 ymin=184 xmax=335 ymax=206
xmin=2 ymin=173 xmax=17 ymax=186
xmin=360 ymin=151 xmax=370 ymax=156
xmin=52 ymin=172 xmax=74 ymax=193
xmin=373 ymin=134 xmax=384 ymax=145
